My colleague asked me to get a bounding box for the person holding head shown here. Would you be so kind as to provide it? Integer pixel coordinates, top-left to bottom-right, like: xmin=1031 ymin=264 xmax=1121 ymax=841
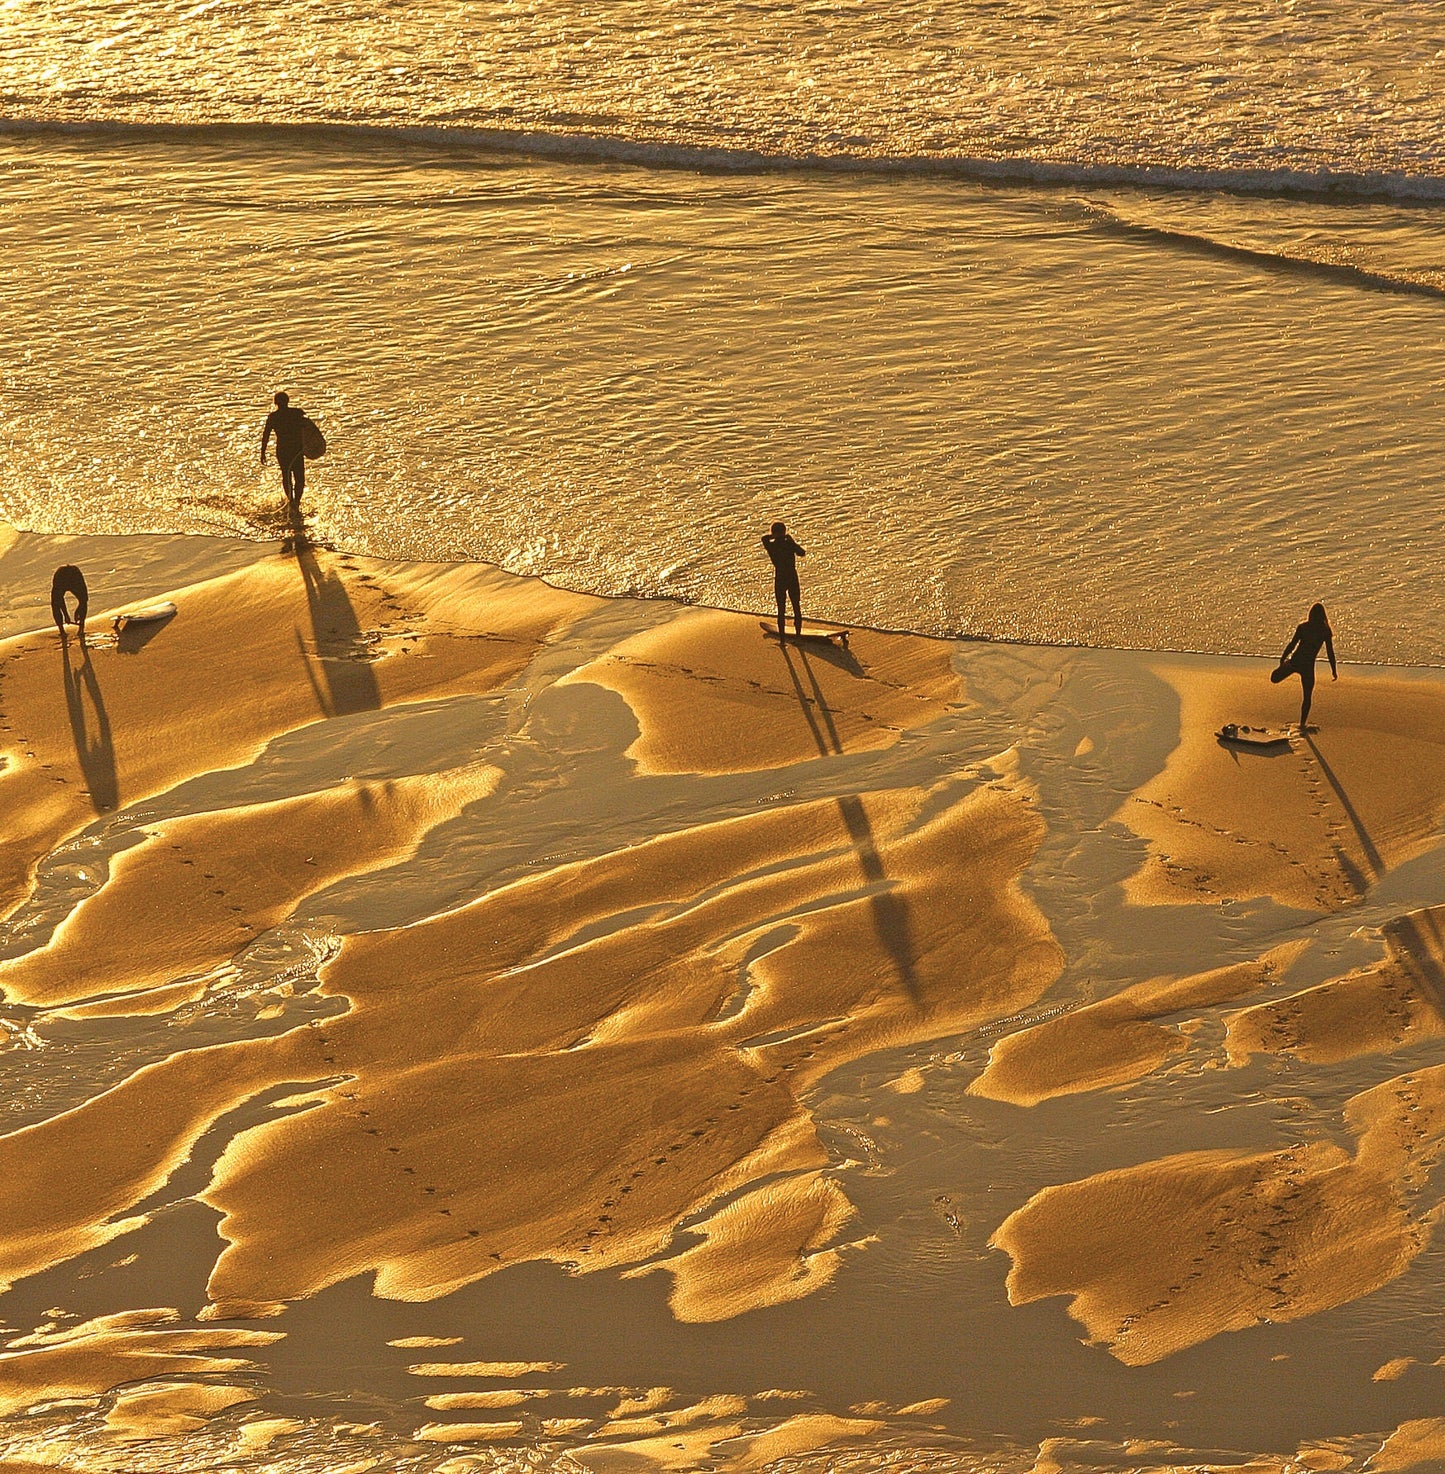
xmin=1271 ymin=601 xmax=1337 ymax=730
xmin=51 ymin=564 xmax=88 ymax=642
xmin=261 ymin=391 xmax=308 ymax=508
xmin=761 ymin=521 xmax=806 ymax=638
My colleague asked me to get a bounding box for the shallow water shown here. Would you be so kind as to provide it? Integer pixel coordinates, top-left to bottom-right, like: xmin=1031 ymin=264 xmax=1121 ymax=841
xmin=3 ymin=3 xmax=1445 ymax=660
xmin=4 ymin=534 xmax=1445 ymax=1471
xmin=6 ymin=1 xmax=1445 ymax=193
xmin=4 ymin=6 xmax=1445 ymax=1456
xmin=3 ymin=135 xmax=1445 ymax=661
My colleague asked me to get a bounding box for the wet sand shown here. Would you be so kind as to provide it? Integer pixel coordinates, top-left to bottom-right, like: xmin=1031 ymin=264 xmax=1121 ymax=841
xmin=4 ymin=529 xmax=1445 ymax=1471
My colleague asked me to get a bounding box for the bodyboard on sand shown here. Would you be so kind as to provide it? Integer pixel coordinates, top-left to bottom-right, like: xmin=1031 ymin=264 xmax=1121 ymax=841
xmin=301 ymin=416 xmax=326 ymax=460
xmin=759 ymin=622 xmax=850 ymax=648
xmin=112 ymin=601 xmax=177 ymax=632
xmin=1217 ymin=723 xmax=1293 ymax=750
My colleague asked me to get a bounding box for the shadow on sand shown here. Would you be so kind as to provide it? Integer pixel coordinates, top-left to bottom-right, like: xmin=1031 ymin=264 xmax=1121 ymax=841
xmin=1390 ymin=906 xmax=1445 ymax=1020
xmin=286 ymin=507 xmax=381 ymax=719
xmin=60 ymin=640 xmax=116 ymax=814
xmin=774 ymin=639 xmax=920 ymax=1003
xmin=1304 ymin=732 xmax=1384 ymax=898
xmin=115 ymin=609 xmax=176 ymax=655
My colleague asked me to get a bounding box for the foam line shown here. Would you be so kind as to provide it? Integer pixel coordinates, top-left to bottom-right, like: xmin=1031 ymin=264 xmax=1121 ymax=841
xmin=4 ymin=115 xmax=1445 ymax=205
xmin=1076 ymin=202 xmax=1445 ymax=297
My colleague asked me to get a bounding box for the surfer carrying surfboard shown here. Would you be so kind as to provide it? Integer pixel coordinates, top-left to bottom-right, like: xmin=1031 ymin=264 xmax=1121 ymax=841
xmin=761 ymin=521 xmax=806 ymax=638
xmin=50 ymin=564 xmax=88 ymax=642
xmin=260 ymin=391 xmax=308 ymax=508
xmin=1270 ymin=601 xmax=1337 ymax=731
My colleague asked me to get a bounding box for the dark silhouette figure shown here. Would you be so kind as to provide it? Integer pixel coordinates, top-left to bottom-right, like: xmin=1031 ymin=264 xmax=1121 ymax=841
xmin=1271 ymin=601 xmax=1337 ymax=730
xmin=261 ymin=391 xmax=308 ymax=509
xmin=761 ymin=521 xmax=806 ymax=637
xmin=51 ymin=565 xmax=88 ymax=642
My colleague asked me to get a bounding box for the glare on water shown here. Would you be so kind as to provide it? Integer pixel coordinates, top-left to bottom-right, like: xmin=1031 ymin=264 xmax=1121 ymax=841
xmin=2 ymin=137 xmax=1445 ymax=660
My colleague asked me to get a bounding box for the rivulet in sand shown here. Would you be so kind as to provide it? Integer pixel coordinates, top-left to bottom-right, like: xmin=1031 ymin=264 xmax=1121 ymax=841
xmin=4 ymin=533 xmax=1445 ymax=1471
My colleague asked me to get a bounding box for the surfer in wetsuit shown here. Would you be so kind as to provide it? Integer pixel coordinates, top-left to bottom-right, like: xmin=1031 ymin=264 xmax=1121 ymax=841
xmin=761 ymin=521 xmax=806 ymax=638
xmin=51 ymin=565 xmax=88 ymax=643
xmin=261 ymin=391 xmax=307 ymax=509
xmin=1271 ymin=601 xmax=1337 ymax=730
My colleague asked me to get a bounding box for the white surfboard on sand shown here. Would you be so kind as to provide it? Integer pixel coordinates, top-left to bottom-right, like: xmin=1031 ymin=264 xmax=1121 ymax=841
xmin=112 ymin=601 xmax=177 ymax=632
xmin=759 ymin=622 xmax=850 ymax=648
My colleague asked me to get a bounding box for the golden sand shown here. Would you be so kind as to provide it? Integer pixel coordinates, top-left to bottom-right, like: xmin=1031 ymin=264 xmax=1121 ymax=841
xmin=0 ymin=766 xmax=499 ymax=1009
xmin=729 ymin=1412 xmax=884 ymax=1468
xmin=638 ymin=1170 xmax=862 ymax=1322
xmin=423 ymin=1389 xmax=549 ymax=1409
xmin=0 ymin=1311 xmax=280 ymax=1419
xmin=1120 ymin=662 xmax=1445 ymax=911
xmin=1227 ymin=907 xmax=1445 ymax=1066
xmin=193 ymin=765 xmax=1057 ymax=1315
xmin=415 ymin=1419 xmax=526 ymax=1442
xmin=0 ymin=1032 xmax=292 ymax=1292
xmin=0 ymin=535 xmax=1068 ymax=1474
xmin=559 ymin=607 xmax=961 ymax=774
xmin=0 ymin=550 xmax=591 ymax=923
xmin=50 ymin=977 xmax=212 ymax=1020
xmin=972 ymin=944 xmax=1306 ymax=1105
xmin=994 ymin=1062 xmax=1445 ymax=1364
xmin=408 ymin=1361 xmax=564 ymax=1379
xmin=9 ymin=533 xmax=1445 ymax=1471
xmin=1372 ymin=1418 xmax=1445 ymax=1472
xmin=101 ymin=1380 xmax=255 ymax=1440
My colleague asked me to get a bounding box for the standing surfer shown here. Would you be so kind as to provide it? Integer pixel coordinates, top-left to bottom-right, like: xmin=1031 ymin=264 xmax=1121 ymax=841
xmin=761 ymin=521 xmax=806 ymax=638
xmin=261 ymin=391 xmax=307 ymax=509
xmin=1271 ymin=601 xmax=1337 ymax=731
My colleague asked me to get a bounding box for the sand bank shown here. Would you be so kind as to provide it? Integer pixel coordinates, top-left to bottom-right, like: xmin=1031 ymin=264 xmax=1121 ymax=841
xmin=2 ymin=530 xmax=1445 ymax=1471
xmin=1120 ymin=658 xmax=1445 ymax=911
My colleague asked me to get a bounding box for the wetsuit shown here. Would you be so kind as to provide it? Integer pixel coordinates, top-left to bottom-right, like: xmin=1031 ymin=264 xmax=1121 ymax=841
xmin=262 ymin=403 xmax=307 ymax=504
xmin=1272 ymin=618 xmax=1336 ymax=725
xmin=762 ymin=532 xmax=805 ymax=633
xmin=50 ymin=564 xmax=88 ymax=637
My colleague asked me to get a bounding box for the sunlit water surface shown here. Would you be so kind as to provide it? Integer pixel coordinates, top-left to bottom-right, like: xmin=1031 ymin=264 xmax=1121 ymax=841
xmin=2 ymin=136 xmax=1445 ymax=660
xmin=5 ymin=5 xmax=1445 ymax=1470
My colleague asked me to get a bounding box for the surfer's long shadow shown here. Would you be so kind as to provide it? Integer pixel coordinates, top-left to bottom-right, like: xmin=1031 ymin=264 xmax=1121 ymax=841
xmin=289 ymin=515 xmax=381 ymax=719
xmin=775 ymin=642 xmax=920 ymax=1004
xmin=1389 ymin=907 xmax=1445 ymax=1019
xmin=60 ymin=641 xmax=117 ymax=814
xmin=792 ymin=633 xmax=864 ymax=678
xmin=1303 ymin=733 xmax=1384 ymax=891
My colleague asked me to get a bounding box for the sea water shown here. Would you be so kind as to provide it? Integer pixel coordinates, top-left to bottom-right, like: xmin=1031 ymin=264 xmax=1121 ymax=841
xmin=8 ymin=9 xmax=1445 ymax=1467
xmin=3 ymin=2 xmax=1445 ymax=660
